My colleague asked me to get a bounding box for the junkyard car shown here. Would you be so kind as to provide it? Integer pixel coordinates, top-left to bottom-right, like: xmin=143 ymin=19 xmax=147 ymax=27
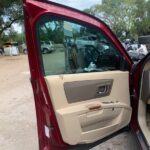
xmin=75 ymin=35 xmax=97 ymax=49
xmin=23 ymin=0 xmax=150 ymax=149
xmin=122 ymin=42 xmax=148 ymax=61
xmin=41 ymin=41 xmax=55 ymax=54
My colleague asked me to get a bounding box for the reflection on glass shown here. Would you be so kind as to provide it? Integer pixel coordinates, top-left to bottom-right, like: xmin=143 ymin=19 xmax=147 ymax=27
xmin=38 ymin=17 xmax=124 ymax=75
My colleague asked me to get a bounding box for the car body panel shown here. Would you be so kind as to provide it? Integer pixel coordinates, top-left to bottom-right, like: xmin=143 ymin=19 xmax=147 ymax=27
xmin=23 ymin=0 xmax=149 ymax=150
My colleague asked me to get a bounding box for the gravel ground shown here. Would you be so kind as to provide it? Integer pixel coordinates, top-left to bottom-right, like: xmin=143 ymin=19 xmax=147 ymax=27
xmin=0 ymin=55 xmax=139 ymax=150
xmin=0 ymin=55 xmax=38 ymax=150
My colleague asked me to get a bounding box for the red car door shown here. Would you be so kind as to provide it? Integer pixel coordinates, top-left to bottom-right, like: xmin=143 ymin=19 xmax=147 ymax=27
xmin=23 ymin=0 xmax=137 ymax=150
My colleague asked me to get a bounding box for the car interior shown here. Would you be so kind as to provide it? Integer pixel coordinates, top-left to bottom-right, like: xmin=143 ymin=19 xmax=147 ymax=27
xmin=37 ymin=16 xmax=133 ymax=145
xmin=138 ymin=60 xmax=150 ymax=146
xmin=24 ymin=1 xmax=150 ymax=149
xmin=45 ymin=71 xmax=132 ymax=145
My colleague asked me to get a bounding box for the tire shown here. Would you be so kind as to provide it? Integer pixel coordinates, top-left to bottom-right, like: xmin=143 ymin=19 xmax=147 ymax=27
xmin=0 ymin=51 xmax=3 ymax=55
xmin=23 ymin=49 xmax=27 ymax=54
xmin=42 ymin=48 xmax=49 ymax=54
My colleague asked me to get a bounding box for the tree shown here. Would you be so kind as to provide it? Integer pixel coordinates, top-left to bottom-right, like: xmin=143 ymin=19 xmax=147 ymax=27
xmin=87 ymin=0 xmax=137 ymax=39
xmin=133 ymin=0 xmax=150 ymax=36
xmin=39 ymin=20 xmax=64 ymax=43
xmin=0 ymin=0 xmax=23 ymax=42
xmin=84 ymin=0 xmax=150 ymax=40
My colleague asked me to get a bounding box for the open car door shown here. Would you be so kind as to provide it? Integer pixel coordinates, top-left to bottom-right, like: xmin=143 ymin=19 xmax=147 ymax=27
xmin=23 ymin=0 xmax=134 ymax=149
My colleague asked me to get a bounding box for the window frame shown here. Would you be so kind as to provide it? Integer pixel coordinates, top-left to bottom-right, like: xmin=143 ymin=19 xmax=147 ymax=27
xmin=36 ymin=14 xmax=128 ymax=76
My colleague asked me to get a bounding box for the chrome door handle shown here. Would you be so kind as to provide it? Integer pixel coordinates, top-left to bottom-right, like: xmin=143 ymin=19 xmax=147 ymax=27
xmin=97 ymin=85 xmax=110 ymax=96
xmin=98 ymin=86 xmax=107 ymax=94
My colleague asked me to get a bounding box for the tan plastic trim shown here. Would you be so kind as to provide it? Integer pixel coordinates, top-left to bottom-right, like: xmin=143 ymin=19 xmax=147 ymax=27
xmin=138 ymin=61 xmax=150 ymax=146
xmin=45 ymin=71 xmax=132 ymax=145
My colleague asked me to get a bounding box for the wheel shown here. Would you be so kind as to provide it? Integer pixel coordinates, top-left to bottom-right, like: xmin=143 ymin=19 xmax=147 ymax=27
xmin=23 ymin=49 xmax=27 ymax=54
xmin=42 ymin=48 xmax=49 ymax=54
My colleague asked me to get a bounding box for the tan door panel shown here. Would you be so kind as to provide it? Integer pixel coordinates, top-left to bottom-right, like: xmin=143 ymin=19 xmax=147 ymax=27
xmin=45 ymin=71 xmax=132 ymax=145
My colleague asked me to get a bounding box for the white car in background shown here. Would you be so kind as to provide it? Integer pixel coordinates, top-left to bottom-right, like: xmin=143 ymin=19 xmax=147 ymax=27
xmin=75 ymin=35 xmax=110 ymax=52
xmin=3 ymin=42 xmax=19 ymax=56
xmin=122 ymin=42 xmax=148 ymax=61
xmin=75 ymin=35 xmax=97 ymax=49
xmin=137 ymin=44 xmax=148 ymax=55
xmin=41 ymin=41 xmax=55 ymax=54
xmin=128 ymin=44 xmax=148 ymax=61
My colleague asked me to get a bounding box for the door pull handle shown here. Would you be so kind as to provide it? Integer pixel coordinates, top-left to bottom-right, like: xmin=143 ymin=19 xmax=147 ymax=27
xmin=88 ymin=105 xmax=102 ymax=111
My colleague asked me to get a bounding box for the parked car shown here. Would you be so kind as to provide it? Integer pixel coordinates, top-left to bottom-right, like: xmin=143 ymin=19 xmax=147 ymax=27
xmin=128 ymin=50 xmax=145 ymax=61
xmin=0 ymin=47 xmax=4 ymax=55
xmin=75 ymin=35 xmax=97 ymax=49
xmin=20 ymin=43 xmax=28 ymax=54
xmin=41 ymin=41 xmax=55 ymax=54
xmin=122 ymin=41 xmax=148 ymax=61
xmin=139 ymin=35 xmax=150 ymax=51
xmin=23 ymin=0 xmax=150 ymax=150
xmin=3 ymin=42 xmax=19 ymax=56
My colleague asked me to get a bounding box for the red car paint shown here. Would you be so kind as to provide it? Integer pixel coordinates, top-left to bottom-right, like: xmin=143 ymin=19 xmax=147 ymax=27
xmin=23 ymin=0 xmax=148 ymax=149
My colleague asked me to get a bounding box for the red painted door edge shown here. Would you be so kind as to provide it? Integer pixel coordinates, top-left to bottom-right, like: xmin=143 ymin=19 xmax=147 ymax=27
xmin=23 ymin=0 xmax=135 ymax=149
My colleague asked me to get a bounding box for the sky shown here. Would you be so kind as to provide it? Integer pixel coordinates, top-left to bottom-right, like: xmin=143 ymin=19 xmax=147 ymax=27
xmin=49 ymin=0 xmax=101 ymax=10
xmin=13 ymin=24 xmax=22 ymax=34
xmin=15 ymin=0 xmax=101 ymax=33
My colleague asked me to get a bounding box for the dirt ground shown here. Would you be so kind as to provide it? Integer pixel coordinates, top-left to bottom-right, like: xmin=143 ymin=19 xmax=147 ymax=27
xmin=0 ymin=55 xmax=38 ymax=150
xmin=0 ymin=55 xmax=139 ymax=150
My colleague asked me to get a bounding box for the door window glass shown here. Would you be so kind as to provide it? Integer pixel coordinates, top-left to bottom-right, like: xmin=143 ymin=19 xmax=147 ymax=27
xmin=37 ymin=16 xmax=126 ymax=75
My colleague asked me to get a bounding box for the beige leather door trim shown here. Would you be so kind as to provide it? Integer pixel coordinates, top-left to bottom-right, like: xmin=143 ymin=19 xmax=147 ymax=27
xmin=64 ymin=79 xmax=113 ymax=103
xmin=45 ymin=71 xmax=132 ymax=145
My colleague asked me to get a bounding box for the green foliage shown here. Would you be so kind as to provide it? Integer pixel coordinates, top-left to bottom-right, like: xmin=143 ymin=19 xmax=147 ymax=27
xmin=0 ymin=0 xmax=23 ymax=41
xmin=1 ymin=29 xmax=25 ymax=43
xmin=84 ymin=0 xmax=150 ymax=40
xmin=133 ymin=0 xmax=150 ymax=36
xmin=0 ymin=0 xmax=149 ymax=46
xmin=39 ymin=21 xmax=64 ymax=44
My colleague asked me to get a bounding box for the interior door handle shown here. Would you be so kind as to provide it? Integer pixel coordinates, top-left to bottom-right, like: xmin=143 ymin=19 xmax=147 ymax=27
xmin=98 ymin=86 xmax=107 ymax=94
xmin=97 ymin=85 xmax=110 ymax=96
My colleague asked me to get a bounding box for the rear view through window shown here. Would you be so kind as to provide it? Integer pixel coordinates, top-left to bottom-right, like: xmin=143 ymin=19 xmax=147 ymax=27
xmin=37 ymin=16 xmax=126 ymax=75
